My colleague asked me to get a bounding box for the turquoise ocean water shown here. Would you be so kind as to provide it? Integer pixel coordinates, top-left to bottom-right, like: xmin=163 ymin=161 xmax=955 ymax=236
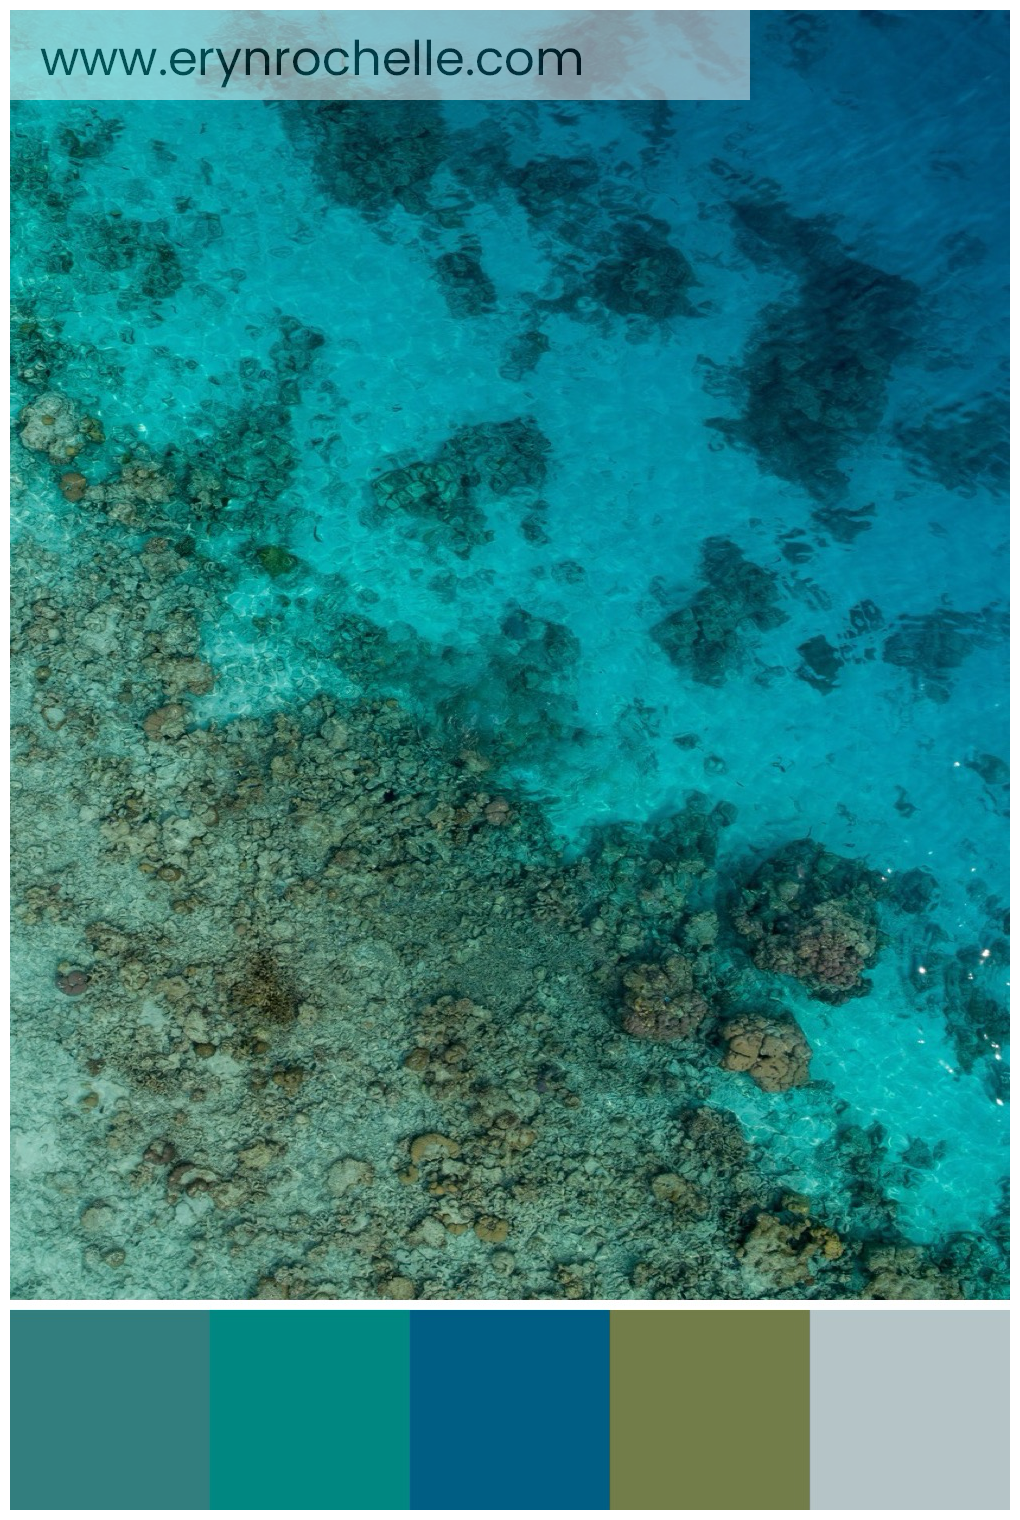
xmin=11 ymin=12 xmax=1008 ymax=1296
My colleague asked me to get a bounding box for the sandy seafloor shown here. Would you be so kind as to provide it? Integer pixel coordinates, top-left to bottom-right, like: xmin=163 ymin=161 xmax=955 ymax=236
xmin=10 ymin=12 xmax=1009 ymax=1299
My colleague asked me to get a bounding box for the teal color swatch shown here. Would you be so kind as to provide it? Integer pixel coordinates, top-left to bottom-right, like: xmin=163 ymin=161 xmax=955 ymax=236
xmin=209 ymin=1309 xmax=410 ymax=1509
xmin=10 ymin=1309 xmax=210 ymax=1510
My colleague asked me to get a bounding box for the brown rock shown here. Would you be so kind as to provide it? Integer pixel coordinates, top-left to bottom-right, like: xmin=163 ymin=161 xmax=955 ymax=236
xmin=59 ymin=471 xmax=88 ymax=502
xmin=143 ymin=703 xmax=187 ymax=740
xmin=721 ymin=1012 xmax=812 ymax=1091
xmin=56 ymin=969 xmax=90 ymax=996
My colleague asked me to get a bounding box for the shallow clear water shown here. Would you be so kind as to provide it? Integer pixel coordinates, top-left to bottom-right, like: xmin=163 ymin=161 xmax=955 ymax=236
xmin=11 ymin=12 xmax=1008 ymax=1297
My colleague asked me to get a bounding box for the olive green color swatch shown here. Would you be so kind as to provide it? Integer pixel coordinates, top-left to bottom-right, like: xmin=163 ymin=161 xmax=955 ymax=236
xmin=609 ymin=1309 xmax=810 ymax=1509
xmin=10 ymin=1309 xmax=211 ymax=1510
xmin=209 ymin=1309 xmax=410 ymax=1510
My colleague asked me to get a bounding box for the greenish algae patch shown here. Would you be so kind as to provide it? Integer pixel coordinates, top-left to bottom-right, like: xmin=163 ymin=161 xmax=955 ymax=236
xmin=256 ymin=544 xmax=300 ymax=577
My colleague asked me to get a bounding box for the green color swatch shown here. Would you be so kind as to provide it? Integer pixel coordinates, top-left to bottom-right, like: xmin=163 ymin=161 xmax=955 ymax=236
xmin=610 ymin=1309 xmax=810 ymax=1509
xmin=209 ymin=1309 xmax=410 ymax=1509
xmin=10 ymin=1309 xmax=211 ymax=1510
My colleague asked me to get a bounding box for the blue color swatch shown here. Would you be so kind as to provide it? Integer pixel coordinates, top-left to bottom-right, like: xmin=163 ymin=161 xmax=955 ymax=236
xmin=410 ymin=1310 xmax=611 ymax=1508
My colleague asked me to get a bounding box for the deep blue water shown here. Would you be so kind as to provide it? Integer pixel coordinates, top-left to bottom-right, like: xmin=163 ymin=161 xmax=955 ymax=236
xmin=11 ymin=12 xmax=1008 ymax=1294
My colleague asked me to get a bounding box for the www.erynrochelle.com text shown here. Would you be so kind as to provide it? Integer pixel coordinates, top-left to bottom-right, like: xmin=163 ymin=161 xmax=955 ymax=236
xmin=41 ymin=39 xmax=583 ymax=85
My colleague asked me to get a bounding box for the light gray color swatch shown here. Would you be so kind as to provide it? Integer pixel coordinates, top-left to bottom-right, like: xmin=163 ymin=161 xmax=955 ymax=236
xmin=810 ymin=1311 xmax=1009 ymax=1510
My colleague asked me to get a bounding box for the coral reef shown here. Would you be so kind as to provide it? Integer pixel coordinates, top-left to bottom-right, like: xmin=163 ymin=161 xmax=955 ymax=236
xmin=822 ymin=1123 xmax=901 ymax=1237
xmin=882 ymin=606 xmax=1006 ymax=703
xmin=546 ymin=799 xmax=729 ymax=955
xmin=620 ymin=957 xmax=712 ymax=1041
xmin=79 ymin=212 xmax=184 ymax=304
xmin=738 ymin=1195 xmax=844 ymax=1290
xmin=732 ymin=840 xmax=883 ymax=1003
xmin=507 ymin=153 xmax=601 ymax=228
xmin=282 ymin=101 xmax=448 ymax=221
xmin=707 ymin=197 xmax=919 ymax=499
xmin=9 ymin=80 xmax=1007 ymax=1303
xmin=434 ymin=241 xmax=497 ymax=318
xmin=896 ymin=393 xmax=1008 ymax=498
xmin=10 ymin=497 xmax=772 ymax=1299
xmin=19 ymin=392 xmax=95 ymax=464
xmin=796 ymin=634 xmax=843 ymax=694
xmin=255 ymin=545 xmax=300 ymax=578
xmin=500 ymin=328 xmax=550 ymax=382
xmin=720 ymin=1012 xmax=812 ymax=1091
xmin=370 ymin=418 xmax=549 ymax=557
xmin=14 ymin=476 xmax=983 ymax=1299
xmin=651 ymin=536 xmax=787 ymax=685
xmin=861 ymin=1245 xmax=964 ymax=1300
xmin=590 ymin=219 xmax=698 ymax=320
xmin=940 ymin=960 xmax=1010 ymax=1079
xmin=451 ymin=140 xmax=699 ymax=335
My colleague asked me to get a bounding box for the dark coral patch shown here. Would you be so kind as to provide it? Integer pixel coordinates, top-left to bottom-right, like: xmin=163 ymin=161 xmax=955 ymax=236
xmin=282 ymin=100 xmax=447 ymax=220
xmin=732 ymin=840 xmax=884 ymax=1004
xmin=590 ymin=220 xmax=698 ymax=321
xmin=707 ymin=198 xmax=919 ymax=500
xmin=370 ymin=417 xmax=550 ymax=556
xmin=434 ymin=241 xmax=497 ymax=318
xmin=651 ymin=537 xmax=786 ymax=686
xmin=895 ymin=393 xmax=1008 ymax=498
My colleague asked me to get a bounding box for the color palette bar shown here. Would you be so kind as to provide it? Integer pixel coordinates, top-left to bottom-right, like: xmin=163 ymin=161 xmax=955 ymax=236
xmin=10 ymin=1310 xmax=1009 ymax=1510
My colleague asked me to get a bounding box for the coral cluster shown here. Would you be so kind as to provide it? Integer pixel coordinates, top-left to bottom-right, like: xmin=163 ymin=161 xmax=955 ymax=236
xmin=738 ymin=1195 xmax=844 ymax=1290
xmin=79 ymin=211 xmax=184 ymax=303
xmin=896 ymin=393 xmax=1008 ymax=498
xmin=9 ymin=85 xmax=1007 ymax=1302
xmin=706 ymin=197 xmax=919 ymax=500
xmin=434 ymin=241 xmax=497 ymax=318
xmin=10 ymin=462 xmax=1000 ymax=1298
xmin=651 ymin=536 xmax=787 ymax=686
xmin=371 ymin=417 xmax=549 ymax=556
xmin=732 ymin=840 xmax=882 ymax=1003
xmin=720 ymin=1012 xmax=812 ymax=1091
xmin=19 ymin=392 xmax=99 ymax=464
xmin=881 ymin=606 xmax=1007 ymax=703
xmin=621 ymin=957 xmax=712 ymax=1041
xmin=283 ymin=101 xmax=448 ymax=221
xmin=590 ymin=219 xmax=698 ymax=320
